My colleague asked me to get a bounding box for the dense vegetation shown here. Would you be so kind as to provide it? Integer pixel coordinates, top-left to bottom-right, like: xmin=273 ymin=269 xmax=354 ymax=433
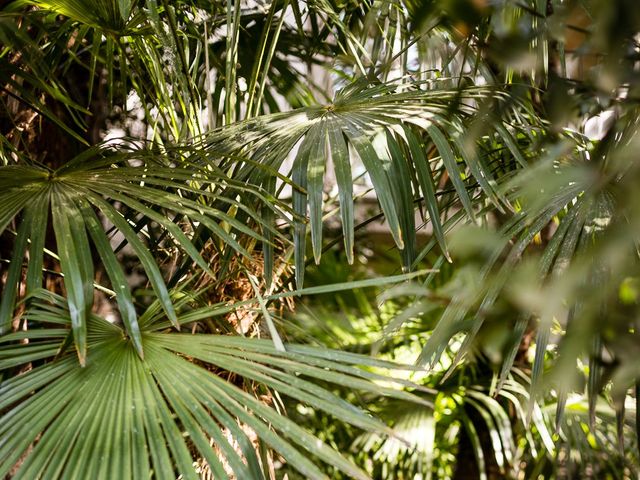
xmin=1 ymin=0 xmax=639 ymax=478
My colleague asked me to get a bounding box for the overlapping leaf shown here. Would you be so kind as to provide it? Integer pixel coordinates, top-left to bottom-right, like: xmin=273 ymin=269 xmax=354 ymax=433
xmin=207 ymin=79 xmax=527 ymax=287
xmin=0 ymin=293 xmax=426 ymax=480
xmin=383 ymin=117 xmax=640 ymax=444
xmin=0 ymin=147 xmax=273 ymax=364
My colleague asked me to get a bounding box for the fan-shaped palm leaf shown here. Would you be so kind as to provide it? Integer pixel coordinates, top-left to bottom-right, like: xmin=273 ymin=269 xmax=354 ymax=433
xmin=0 ymin=291 xmax=426 ymax=480
xmin=207 ymin=78 xmax=527 ymax=287
xmin=0 ymin=146 xmax=273 ymax=364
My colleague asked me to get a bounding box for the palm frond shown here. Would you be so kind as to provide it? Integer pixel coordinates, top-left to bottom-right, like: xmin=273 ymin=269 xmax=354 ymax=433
xmin=0 ymin=146 xmax=271 ymax=363
xmin=207 ymin=78 xmax=527 ymax=287
xmin=0 ymin=292 xmax=424 ymax=480
xmin=27 ymin=0 xmax=137 ymax=32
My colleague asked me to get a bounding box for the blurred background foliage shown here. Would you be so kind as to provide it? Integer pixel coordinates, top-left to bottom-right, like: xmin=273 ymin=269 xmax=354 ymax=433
xmin=284 ymin=241 xmax=639 ymax=479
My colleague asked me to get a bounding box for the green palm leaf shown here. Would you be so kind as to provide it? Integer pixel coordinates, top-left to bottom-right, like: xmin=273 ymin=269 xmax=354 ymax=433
xmin=208 ymin=78 xmax=525 ymax=286
xmin=0 ymin=293 xmax=424 ymax=480
xmin=0 ymin=146 xmax=269 ymax=363
xmin=28 ymin=0 xmax=136 ymax=32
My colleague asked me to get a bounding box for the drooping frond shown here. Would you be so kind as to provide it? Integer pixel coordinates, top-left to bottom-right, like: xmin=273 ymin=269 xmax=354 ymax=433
xmin=0 ymin=145 xmax=274 ymax=363
xmin=207 ymin=78 xmax=530 ymax=287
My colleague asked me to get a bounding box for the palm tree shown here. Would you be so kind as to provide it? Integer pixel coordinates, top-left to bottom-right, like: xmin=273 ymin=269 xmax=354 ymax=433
xmin=1 ymin=0 xmax=639 ymax=478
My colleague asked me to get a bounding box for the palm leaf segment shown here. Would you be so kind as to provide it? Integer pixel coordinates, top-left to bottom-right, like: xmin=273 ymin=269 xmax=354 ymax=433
xmin=0 ymin=292 xmax=426 ymax=480
xmin=28 ymin=0 xmax=138 ymax=33
xmin=208 ymin=79 xmax=527 ymax=287
xmin=0 ymin=147 xmax=269 ymax=364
